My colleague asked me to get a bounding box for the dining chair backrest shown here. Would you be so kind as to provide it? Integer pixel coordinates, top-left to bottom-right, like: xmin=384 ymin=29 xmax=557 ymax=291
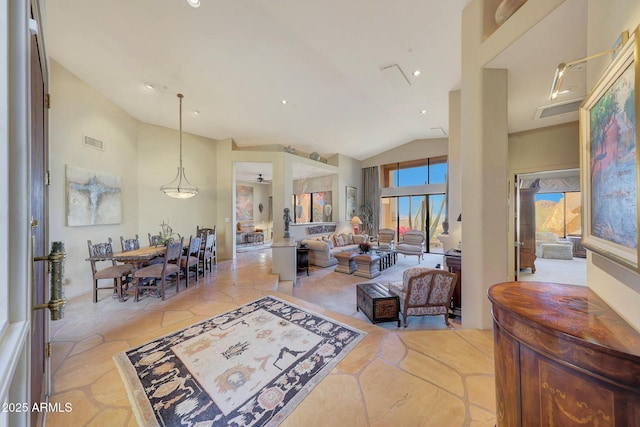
xmin=204 ymin=233 xmax=215 ymax=252
xmin=165 ymin=238 xmax=184 ymax=265
xmin=120 ymin=234 xmax=140 ymax=252
xmin=88 ymin=238 xmax=117 ymax=267
xmin=188 ymin=236 xmax=202 ymax=258
xmin=149 ymin=233 xmax=163 ymax=247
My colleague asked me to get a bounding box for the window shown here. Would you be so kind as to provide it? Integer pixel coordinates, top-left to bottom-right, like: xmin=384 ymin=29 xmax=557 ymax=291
xmin=380 ymin=194 xmax=446 ymax=254
xmin=534 ymin=192 xmax=582 ymax=237
xmin=381 ymin=156 xmax=447 ymax=188
xmin=293 ymin=191 xmax=332 ymax=223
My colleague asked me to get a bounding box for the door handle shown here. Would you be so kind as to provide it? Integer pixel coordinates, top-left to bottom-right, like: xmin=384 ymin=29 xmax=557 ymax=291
xmin=33 ymin=241 xmax=66 ymax=321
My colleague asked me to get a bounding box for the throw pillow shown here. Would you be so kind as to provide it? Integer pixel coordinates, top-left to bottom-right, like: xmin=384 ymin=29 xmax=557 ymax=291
xmin=345 ymin=233 xmax=355 ymax=245
xmin=322 ymin=236 xmax=334 ymax=248
xmin=335 ymin=235 xmax=345 ymax=247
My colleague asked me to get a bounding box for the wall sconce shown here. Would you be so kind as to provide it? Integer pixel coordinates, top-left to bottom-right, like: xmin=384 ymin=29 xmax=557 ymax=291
xmin=351 ymin=216 xmax=362 ymax=234
xmin=549 ymin=31 xmax=628 ymax=101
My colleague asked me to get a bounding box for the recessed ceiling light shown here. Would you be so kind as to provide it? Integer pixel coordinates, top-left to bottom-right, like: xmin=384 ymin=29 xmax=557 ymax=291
xmin=186 ymin=0 xmax=201 ymax=8
xmin=144 ymin=83 xmax=155 ymax=90
xmin=412 ymin=70 xmax=421 ymax=77
xmin=420 ymin=110 xmax=427 ymax=115
xmin=193 ymin=110 xmax=200 ymax=115
xmin=281 ymin=99 xmax=287 ymax=104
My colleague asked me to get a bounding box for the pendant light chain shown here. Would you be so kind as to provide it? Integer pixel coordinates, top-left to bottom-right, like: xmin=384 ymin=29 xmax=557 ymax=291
xmin=160 ymin=92 xmax=199 ymax=198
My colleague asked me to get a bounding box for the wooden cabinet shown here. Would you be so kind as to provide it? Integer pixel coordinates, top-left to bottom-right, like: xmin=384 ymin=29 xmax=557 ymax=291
xmin=444 ymin=250 xmax=462 ymax=317
xmin=488 ymin=282 xmax=640 ymax=427
xmin=519 ymin=186 xmax=539 ymax=273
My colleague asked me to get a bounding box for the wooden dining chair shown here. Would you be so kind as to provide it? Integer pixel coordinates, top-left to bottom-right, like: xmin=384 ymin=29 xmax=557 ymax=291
xmin=87 ymin=238 xmax=133 ymax=303
xmin=133 ymin=238 xmax=183 ymax=301
xmin=120 ymin=234 xmax=140 ymax=252
xmin=179 ymin=235 xmax=202 ymax=288
xmin=148 ymin=233 xmax=163 ymax=246
xmin=199 ymin=232 xmax=216 ymax=274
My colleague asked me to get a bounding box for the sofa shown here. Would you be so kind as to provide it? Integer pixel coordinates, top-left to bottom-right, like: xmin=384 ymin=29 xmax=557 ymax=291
xmin=236 ymin=220 xmax=264 ymax=245
xmin=535 ymin=232 xmax=573 ymax=259
xmin=301 ymin=233 xmax=368 ymax=267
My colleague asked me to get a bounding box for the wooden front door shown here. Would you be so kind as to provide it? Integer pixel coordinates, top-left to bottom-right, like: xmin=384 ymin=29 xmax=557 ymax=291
xmin=30 ymin=4 xmax=49 ymax=425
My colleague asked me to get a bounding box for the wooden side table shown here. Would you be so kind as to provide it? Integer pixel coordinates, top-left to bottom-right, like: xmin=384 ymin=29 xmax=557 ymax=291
xmin=296 ymin=247 xmax=310 ymax=276
xmin=356 ymin=282 xmax=400 ymax=326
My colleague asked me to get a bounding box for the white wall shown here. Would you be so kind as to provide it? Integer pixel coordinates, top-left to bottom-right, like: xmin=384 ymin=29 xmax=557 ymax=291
xmin=137 ymin=122 xmax=217 ymax=241
xmin=361 ymin=138 xmax=448 ymax=168
xmin=50 ymin=60 xmax=219 ymax=300
xmin=507 ymin=122 xmax=580 ymax=281
xmin=509 ymin=122 xmax=579 ymax=173
xmin=49 ymin=60 xmax=140 ymax=299
xmin=585 ymin=0 xmax=640 ymax=330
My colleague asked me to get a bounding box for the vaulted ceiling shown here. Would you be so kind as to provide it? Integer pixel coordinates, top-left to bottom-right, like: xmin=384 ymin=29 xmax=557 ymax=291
xmin=46 ymin=0 xmax=587 ymax=163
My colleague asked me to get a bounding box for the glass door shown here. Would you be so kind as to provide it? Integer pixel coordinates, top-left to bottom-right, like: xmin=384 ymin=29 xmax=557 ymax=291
xmin=380 ymin=194 xmax=445 ymax=254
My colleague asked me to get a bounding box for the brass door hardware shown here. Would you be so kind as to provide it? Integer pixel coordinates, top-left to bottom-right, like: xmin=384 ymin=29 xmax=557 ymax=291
xmin=33 ymin=241 xmax=66 ymax=321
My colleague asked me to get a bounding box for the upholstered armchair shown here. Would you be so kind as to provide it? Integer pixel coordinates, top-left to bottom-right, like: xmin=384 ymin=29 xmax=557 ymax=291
xmin=389 ymin=267 xmax=457 ymax=327
xmin=377 ymin=228 xmax=396 ymax=250
xmin=396 ymin=229 xmax=425 ymax=263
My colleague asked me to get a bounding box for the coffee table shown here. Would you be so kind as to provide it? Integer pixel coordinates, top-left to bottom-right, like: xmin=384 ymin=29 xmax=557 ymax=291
xmin=373 ymin=248 xmax=396 ymax=270
xmin=334 ymin=251 xmax=357 ymax=274
xmin=354 ymin=254 xmax=381 ymax=278
xmin=356 ymin=282 xmax=400 ymax=326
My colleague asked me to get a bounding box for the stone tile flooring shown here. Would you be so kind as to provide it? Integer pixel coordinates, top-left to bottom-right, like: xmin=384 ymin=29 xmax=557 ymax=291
xmin=46 ymin=249 xmax=496 ymax=426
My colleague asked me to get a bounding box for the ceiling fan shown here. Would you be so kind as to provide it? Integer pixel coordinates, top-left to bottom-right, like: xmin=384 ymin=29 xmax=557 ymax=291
xmin=257 ymin=173 xmax=272 ymax=183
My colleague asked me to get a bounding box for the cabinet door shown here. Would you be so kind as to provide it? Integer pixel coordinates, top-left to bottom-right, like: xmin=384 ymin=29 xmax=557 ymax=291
xmin=494 ymin=325 xmax=521 ymax=427
xmin=520 ymin=346 xmax=616 ymax=427
xmin=519 ymin=187 xmax=538 ymax=272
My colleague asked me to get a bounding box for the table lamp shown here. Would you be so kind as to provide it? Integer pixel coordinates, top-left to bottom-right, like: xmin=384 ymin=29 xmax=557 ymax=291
xmin=351 ymin=216 xmax=362 ymax=234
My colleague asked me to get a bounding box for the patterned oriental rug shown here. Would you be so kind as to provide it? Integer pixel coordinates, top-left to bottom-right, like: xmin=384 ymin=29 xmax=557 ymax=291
xmin=114 ymin=296 xmax=366 ymax=426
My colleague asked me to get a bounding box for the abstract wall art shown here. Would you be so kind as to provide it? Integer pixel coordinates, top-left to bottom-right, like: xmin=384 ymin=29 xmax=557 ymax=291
xmin=236 ymin=184 xmax=254 ymax=220
xmin=66 ymin=165 xmax=122 ymax=226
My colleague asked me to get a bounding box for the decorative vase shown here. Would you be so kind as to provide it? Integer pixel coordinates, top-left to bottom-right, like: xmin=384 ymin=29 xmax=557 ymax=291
xmin=495 ymin=0 xmax=527 ymax=26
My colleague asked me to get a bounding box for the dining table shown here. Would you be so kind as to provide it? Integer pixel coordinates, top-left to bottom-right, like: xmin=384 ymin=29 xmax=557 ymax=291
xmin=112 ymin=245 xmax=166 ymax=269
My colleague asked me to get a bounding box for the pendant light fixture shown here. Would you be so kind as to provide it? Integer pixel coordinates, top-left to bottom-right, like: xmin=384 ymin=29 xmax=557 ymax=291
xmin=161 ymin=93 xmax=199 ymax=199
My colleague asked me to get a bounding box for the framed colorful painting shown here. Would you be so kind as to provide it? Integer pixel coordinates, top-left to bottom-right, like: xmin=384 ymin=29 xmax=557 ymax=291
xmin=579 ymin=28 xmax=639 ymax=272
xmin=346 ymin=186 xmax=357 ymax=219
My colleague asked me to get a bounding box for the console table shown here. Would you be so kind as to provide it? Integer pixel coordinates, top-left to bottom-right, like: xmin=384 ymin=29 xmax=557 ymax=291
xmin=488 ymin=281 xmax=640 ymax=426
xmin=296 ymin=246 xmax=309 ymax=276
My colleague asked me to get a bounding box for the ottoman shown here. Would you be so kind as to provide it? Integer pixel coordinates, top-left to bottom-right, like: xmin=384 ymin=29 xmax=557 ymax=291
xmin=541 ymin=243 xmax=573 ymax=260
xmin=335 ymin=251 xmax=357 ymax=274
xmin=354 ymin=254 xmax=381 ymax=278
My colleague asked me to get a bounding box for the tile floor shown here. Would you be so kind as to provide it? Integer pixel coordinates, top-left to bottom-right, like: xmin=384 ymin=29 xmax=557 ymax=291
xmin=46 ymin=249 xmax=496 ymax=426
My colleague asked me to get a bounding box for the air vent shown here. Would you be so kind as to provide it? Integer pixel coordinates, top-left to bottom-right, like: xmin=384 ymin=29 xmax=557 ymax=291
xmin=84 ymin=135 xmax=104 ymax=151
xmin=534 ymin=98 xmax=584 ymax=120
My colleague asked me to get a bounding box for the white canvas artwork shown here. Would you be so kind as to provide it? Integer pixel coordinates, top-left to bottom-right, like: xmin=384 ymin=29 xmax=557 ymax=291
xmin=66 ymin=165 xmax=121 ymax=226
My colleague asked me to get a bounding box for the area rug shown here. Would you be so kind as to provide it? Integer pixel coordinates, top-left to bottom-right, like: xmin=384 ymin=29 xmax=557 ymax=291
xmin=113 ymin=296 xmax=366 ymax=426
xmin=237 ymin=242 xmax=272 ymax=253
